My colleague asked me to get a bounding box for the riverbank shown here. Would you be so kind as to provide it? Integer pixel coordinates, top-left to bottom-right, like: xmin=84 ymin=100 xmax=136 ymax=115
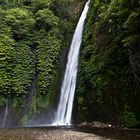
xmin=0 ymin=126 xmax=139 ymax=140
xmin=78 ymin=121 xmax=140 ymax=139
xmin=0 ymin=128 xmax=109 ymax=140
xmin=76 ymin=126 xmax=140 ymax=140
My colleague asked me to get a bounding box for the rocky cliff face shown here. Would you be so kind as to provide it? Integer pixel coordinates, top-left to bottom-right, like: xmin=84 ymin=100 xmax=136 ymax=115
xmin=76 ymin=0 xmax=140 ymax=128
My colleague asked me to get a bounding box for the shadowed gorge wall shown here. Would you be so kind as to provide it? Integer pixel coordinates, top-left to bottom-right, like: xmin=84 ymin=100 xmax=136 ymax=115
xmin=76 ymin=0 xmax=140 ymax=127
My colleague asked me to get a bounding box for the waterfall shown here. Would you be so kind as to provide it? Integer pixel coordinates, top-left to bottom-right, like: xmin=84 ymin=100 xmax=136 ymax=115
xmin=52 ymin=0 xmax=90 ymax=126
xmin=2 ymin=101 xmax=8 ymax=128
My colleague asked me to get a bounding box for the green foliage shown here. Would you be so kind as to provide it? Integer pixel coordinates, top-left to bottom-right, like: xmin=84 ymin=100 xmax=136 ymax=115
xmin=35 ymin=8 xmax=59 ymax=30
xmin=31 ymin=0 xmax=52 ymax=12
xmin=0 ymin=0 xmax=69 ymax=109
xmin=1 ymin=0 xmax=139 ymax=127
xmin=0 ymin=35 xmax=15 ymax=96
xmin=12 ymin=42 xmax=35 ymax=96
xmin=0 ymin=5 xmax=36 ymax=107
xmin=0 ymin=0 xmax=81 ymax=127
xmin=37 ymin=95 xmax=49 ymax=109
xmin=0 ymin=96 xmax=6 ymax=106
xmin=121 ymin=110 xmax=139 ymax=127
xmin=5 ymin=8 xmax=35 ymax=40
xmin=37 ymin=28 xmax=62 ymax=106
xmin=123 ymin=10 xmax=140 ymax=47
xmin=0 ymin=0 xmax=73 ymax=116
xmin=20 ymin=114 xmax=29 ymax=125
xmin=77 ymin=0 xmax=140 ymax=125
xmin=52 ymin=0 xmax=69 ymax=18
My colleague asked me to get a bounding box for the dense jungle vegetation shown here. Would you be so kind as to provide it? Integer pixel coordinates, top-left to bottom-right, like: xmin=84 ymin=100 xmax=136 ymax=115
xmin=77 ymin=0 xmax=140 ymax=127
xmin=0 ymin=0 xmax=79 ymax=125
xmin=0 ymin=0 xmax=140 ymax=127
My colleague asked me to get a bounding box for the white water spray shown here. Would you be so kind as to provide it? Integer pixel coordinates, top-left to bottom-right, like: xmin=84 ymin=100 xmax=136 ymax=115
xmin=52 ymin=0 xmax=90 ymax=126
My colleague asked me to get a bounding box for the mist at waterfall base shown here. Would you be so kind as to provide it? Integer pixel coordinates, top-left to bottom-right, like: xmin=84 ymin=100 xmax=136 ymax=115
xmin=0 ymin=0 xmax=90 ymax=128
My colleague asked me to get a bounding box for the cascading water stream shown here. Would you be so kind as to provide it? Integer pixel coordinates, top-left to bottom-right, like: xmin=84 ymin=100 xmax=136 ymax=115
xmin=2 ymin=101 xmax=8 ymax=128
xmin=52 ymin=0 xmax=90 ymax=126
